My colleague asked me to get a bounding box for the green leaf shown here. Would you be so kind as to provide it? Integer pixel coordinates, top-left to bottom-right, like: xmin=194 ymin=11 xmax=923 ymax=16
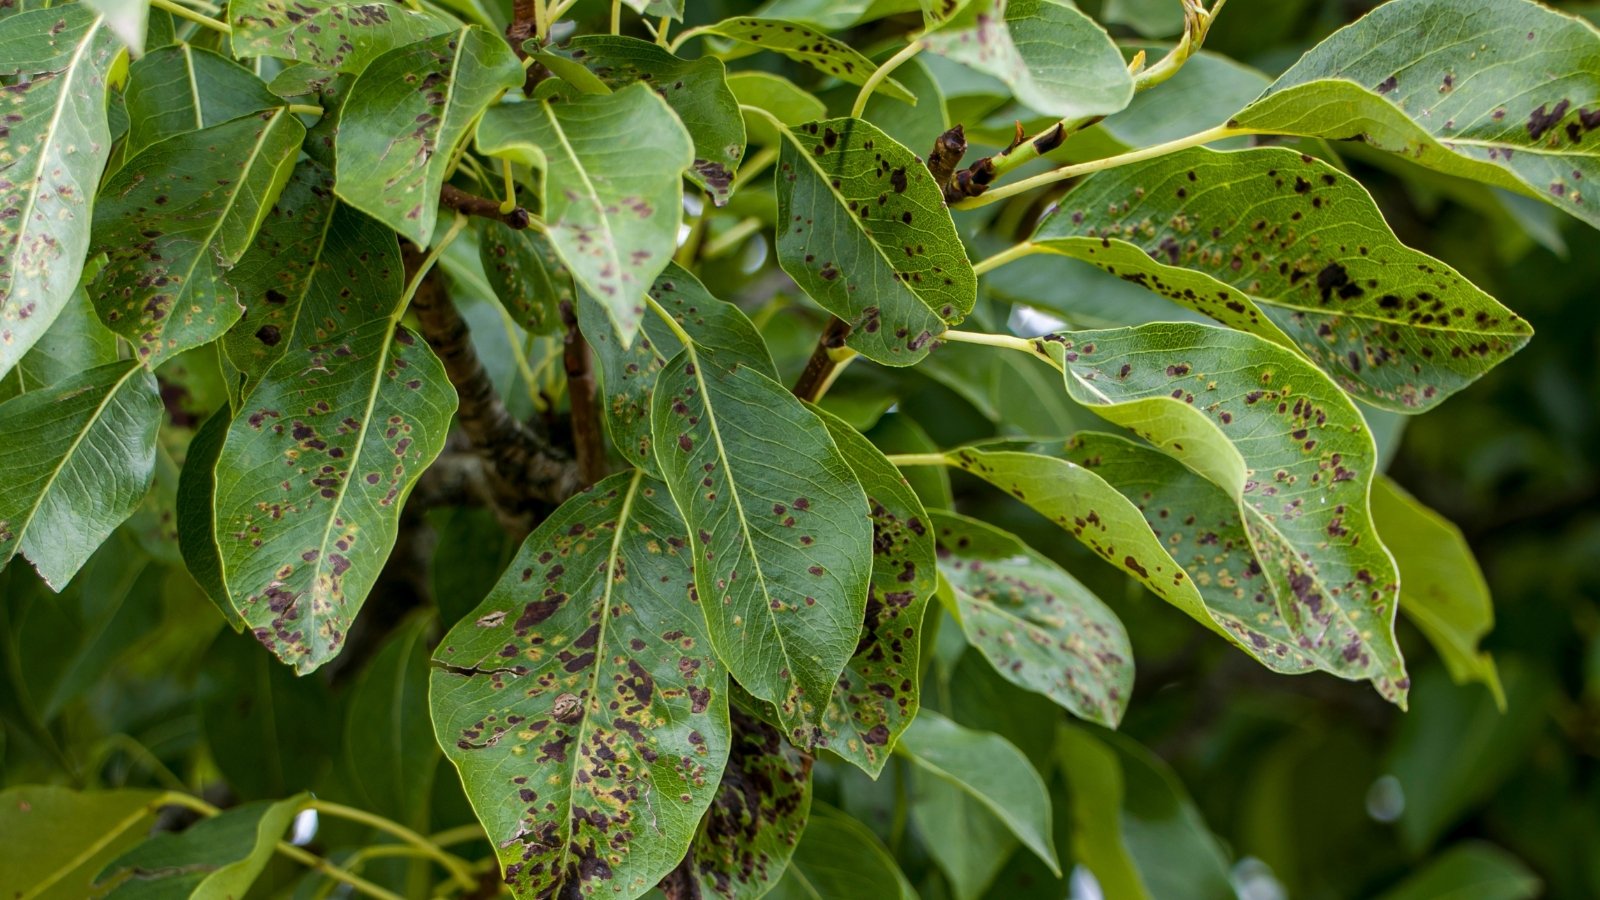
xmin=1055 ymin=432 xmax=1318 ymax=673
xmin=96 ymin=796 xmax=305 ymax=899
xmin=477 ymin=83 xmax=693 ymax=344
xmin=122 ymin=45 xmax=283 ymax=160
xmin=0 ymin=360 xmax=161 ymax=590
xmin=899 ymin=709 xmax=1060 ymax=876
xmin=80 ymin=0 xmax=147 ymax=54
xmin=0 ymin=277 xmax=119 ymax=403
xmin=695 ymin=18 xmax=913 ymax=104
xmin=1029 ymin=146 xmax=1531 ymax=412
xmin=768 ymin=805 xmax=916 ymax=900
xmin=548 ymin=36 xmax=746 ymax=205
xmin=1030 ymin=322 xmax=1411 ymax=704
xmin=344 ymin=614 xmax=438 ymax=827
xmin=1095 ymin=49 xmax=1267 ymax=152
xmin=1231 ymin=0 xmax=1600 ymax=229
xmin=677 ymin=707 xmax=813 ymax=900
xmin=930 ymin=510 xmax=1132 ymax=726
xmin=477 ymin=220 xmax=566 ymax=337
xmin=727 ymin=71 xmax=826 ymax=145
xmin=620 ymin=0 xmax=681 ymax=21
xmin=89 ymin=110 xmax=305 ymax=367
xmin=432 ymin=470 xmax=731 ymax=900
xmin=579 ymin=263 xmax=771 ymax=475
xmin=198 ymin=630 xmax=335 ymax=798
xmin=175 ymin=410 xmax=243 ymax=628
xmin=922 ymin=0 xmax=1133 ymax=120
xmin=334 ymin=26 xmax=522 ymax=246
xmin=810 ymin=406 xmax=935 ymax=775
xmin=651 ymin=342 xmax=872 ymax=743
xmin=0 ymin=6 xmax=122 ymax=381
xmin=1101 ymin=0 xmax=1183 ymax=38
xmin=1373 ymin=477 xmax=1504 ymax=709
xmin=267 ymin=64 xmax=353 ymax=170
xmin=775 ymin=118 xmax=976 ymax=366
xmin=1055 ymin=727 xmax=1150 ymax=900
xmin=0 ymin=786 xmax=164 ymax=900
xmin=908 ymin=760 xmax=1015 ymax=900
xmin=1377 ymin=842 xmax=1541 ymax=900
xmin=230 ymin=0 xmax=453 ymax=74
xmin=221 ymin=158 xmax=406 ymax=393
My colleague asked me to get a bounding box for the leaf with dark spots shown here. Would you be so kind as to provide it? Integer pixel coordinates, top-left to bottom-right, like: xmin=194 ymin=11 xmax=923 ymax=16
xmin=1032 ymin=323 xmax=1409 ymax=705
xmin=579 ymin=263 xmax=771 ymax=476
xmin=477 ymin=220 xmax=568 ymax=337
xmin=221 ymin=158 xmax=404 ymax=395
xmin=1233 ymin=0 xmax=1600 ymax=229
xmin=1030 ymin=146 xmax=1531 ymax=411
xmin=545 ymin=35 xmax=746 ymax=206
xmin=922 ymin=0 xmax=1133 ymax=120
xmin=776 ymin=117 xmax=975 ymax=366
xmin=231 ymin=0 xmax=454 ymax=74
xmin=213 ymin=305 xmax=455 ymax=673
xmin=0 ymin=6 xmax=124 ymax=381
xmin=88 ymin=110 xmax=305 ymax=368
xmin=334 ymin=26 xmax=523 ymax=246
xmin=0 ymin=360 xmax=161 ymax=590
xmin=432 ymin=471 xmax=730 ymax=900
xmin=651 ymin=347 xmax=872 ymax=744
xmin=694 ymin=18 xmax=913 ymax=104
xmin=477 ymin=84 xmax=693 ymax=345
xmin=931 ymin=511 xmax=1132 ymax=726
xmin=120 ymin=45 xmax=284 ymax=161
xmin=681 ymin=706 xmax=812 ymax=899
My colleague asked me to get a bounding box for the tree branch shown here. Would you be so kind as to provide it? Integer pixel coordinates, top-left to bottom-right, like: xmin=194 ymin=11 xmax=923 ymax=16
xmin=791 ymin=316 xmax=853 ymax=402
xmin=560 ymin=300 xmax=608 ymax=485
xmin=439 ymin=184 xmax=531 ymax=230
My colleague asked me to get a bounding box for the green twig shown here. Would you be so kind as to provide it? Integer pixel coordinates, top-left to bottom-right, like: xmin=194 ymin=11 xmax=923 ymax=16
xmin=851 ymin=40 xmax=923 ymax=118
xmin=307 ymin=799 xmax=477 ymax=891
xmin=150 ymin=0 xmax=231 ymax=33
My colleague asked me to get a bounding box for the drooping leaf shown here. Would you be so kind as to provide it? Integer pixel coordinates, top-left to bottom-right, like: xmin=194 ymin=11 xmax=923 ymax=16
xmin=1373 ymin=477 xmax=1504 ymax=709
xmin=548 ymin=35 xmax=746 ymax=205
xmin=122 ymin=45 xmax=283 ymax=159
xmin=1231 ymin=0 xmax=1600 ymax=229
xmin=221 ymin=158 xmax=405 ymax=393
xmin=620 ymin=0 xmax=681 ymax=21
xmin=89 ymin=110 xmax=305 ymax=367
xmin=578 ymin=263 xmax=771 ymax=475
xmin=1029 ymin=323 xmax=1410 ymax=704
xmin=651 ymin=344 xmax=872 ymax=743
xmin=1376 ymin=842 xmax=1541 ymax=900
xmin=767 ymin=805 xmax=916 ymax=899
xmin=0 ymin=786 xmax=164 ymax=900
xmin=809 ymin=406 xmax=935 ymax=775
xmin=0 ymin=6 xmax=122 ymax=381
xmin=694 ymin=18 xmax=914 ymax=104
xmin=213 ymin=298 xmax=456 ymax=672
xmin=0 ymin=360 xmax=161 ymax=590
xmin=0 ymin=277 xmax=119 ymax=403
xmin=198 ymin=629 xmax=336 ymax=798
xmin=230 ymin=0 xmax=453 ymax=74
xmin=930 ymin=510 xmax=1131 ymax=726
xmin=95 ymin=796 xmax=304 ymax=899
xmin=477 ymin=83 xmax=693 ymax=344
xmin=726 ymin=71 xmax=826 ymax=145
xmin=334 ymin=26 xmax=523 ymax=245
xmin=1029 ymin=146 xmax=1531 ymax=411
xmin=775 ymin=117 xmax=976 ymax=365
xmin=922 ymin=0 xmax=1133 ymax=120
xmin=432 ymin=471 xmax=731 ymax=900
xmin=676 ymin=707 xmax=812 ymax=900
xmin=477 ymin=220 xmax=566 ymax=337
xmin=175 ymin=410 xmax=243 ymax=627
xmin=899 ymin=709 xmax=1060 ymax=876
xmin=1054 ymin=726 xmax=1150 ymax=900
xmin=344 ymin=614 xmax=438 ymax=827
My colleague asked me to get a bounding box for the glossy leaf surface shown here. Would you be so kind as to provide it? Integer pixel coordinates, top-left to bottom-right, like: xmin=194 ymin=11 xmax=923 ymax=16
xmin=231 ymin=0 xmax=452 ymax=74
xmin=122 ymin=45 xmax=282 ymax=159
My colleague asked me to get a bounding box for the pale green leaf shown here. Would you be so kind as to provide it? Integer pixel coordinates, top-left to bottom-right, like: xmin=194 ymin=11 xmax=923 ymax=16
xmin=0 ymin=786 xmax=164 ymax=900
xmin=81 ymin=0 xmax=147 ymax=54
xmin=695 ymin=18 xmax=913 ymax=104
xmin=908 ymin=762 xmax=1014 ymax=900
xmin=96 ymin=796 xmax=305 ymax=899
xmin=122 ymin=45 xmax=281 ymax=159
xmin=0 ymin=6 xmax=122 ymax=381
xmin=726 ymin=71 xmax=826 ymax=145
xmin=775 ymin=117 xmax=975 ymax=366
xmin=334 ymin=26 xmax=523 ymax=245
xmin=621 ymin=0 xmax=681 ymax=21
xmin=230 ymin=0 xmax=453 ymax=74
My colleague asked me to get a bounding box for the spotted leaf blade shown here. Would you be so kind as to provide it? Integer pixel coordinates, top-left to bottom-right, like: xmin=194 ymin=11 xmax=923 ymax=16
xmin=230 ymin=0 xmax=453 ymax=74
xmin=579 ymin=263 xmax=772 ymax=476
xmin=549 ymin=36 xmax=746 ymax=205
xmin=1232 ymin=0 xmax=1600 ymax=229
xmin=1037 ymin=323 xmax=1409 ymax=704
xmin=478 ymin=84 xmax=693 ymax=345
xmin=214 ymin=312 xmax=456 ymax=673
xmin=1056 ymin=433 xmax=1316 ymax=673
xmin=122 ymin=45 xmax=283 ymax=160
xmin=0 ymin=6 xmax=121 ymax=381
xmin=776 ymin=118 xmax=975 ymax=366
xmin=0 ymin=360 xmax=161 ymax=590
xmin=478 ymin=220 xmax=567 ymax=337
xmin=931 ymin=511 xmax=1131 ymax=726
xmin=922 ymin=0 xmax=1133 ymax=120
xmin=334 ymin=26 xmax=523 ymax=246
xmin=651 ymin=350 xmax=872 ymax=744
xmin=432 ymin=471 xmax=730 ymax=900
xmin=1031 ymin=147 xmax=1531 ymax=412
xmin=697 ymin=18 xmax=913 ymax=104
xmin=89 ymin=109 xmax=305 ymax=368
xmin=810 ymin=406 xmax=934 ymax=775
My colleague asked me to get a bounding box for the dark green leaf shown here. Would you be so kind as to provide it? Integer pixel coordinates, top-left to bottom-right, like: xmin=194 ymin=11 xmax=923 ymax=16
xmin=478 ymin=220 xmax=566 ymax=337
xmin=776 ymin=117 xmax=975 ymax=366
xmin=0 ymin=786 xmax=164 ymax=900
xmin=230 ymin=0 xmax=453 ymax=74
xmin=122 ymin=45 xmax=282 ymax=159
xmin=344 ymin=614 xmax=438 ymax=827
xmin=97 ymin=796 xmax=305 ymax=899
xmin=1377 ymin=842 xmax=1540 ymax=900
xmin=176 ymin=409 xmax=243 ymax=628
xmin=695 ymin=18 xmax=913 ymax=104
xmin=199 ymin=630 xmax=335 ymax=798
xmin=768 ymin=805 xmax=916 ymax=899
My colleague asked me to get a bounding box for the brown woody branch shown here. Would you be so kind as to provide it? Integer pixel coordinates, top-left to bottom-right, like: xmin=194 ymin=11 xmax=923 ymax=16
xmin=559 ymin=300 xmax=608 ymax=486
xmin=439 ymin=184 xmax=532 ymax=230
xmin=791 ymin=316 xmax=854 ymax=403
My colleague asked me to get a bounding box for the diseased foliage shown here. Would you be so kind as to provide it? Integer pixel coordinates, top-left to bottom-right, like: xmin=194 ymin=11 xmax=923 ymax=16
xmin=1 ymin=0 xmax=1591 ymax=898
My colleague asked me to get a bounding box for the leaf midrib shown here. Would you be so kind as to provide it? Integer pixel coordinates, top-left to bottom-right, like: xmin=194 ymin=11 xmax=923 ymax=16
xmin=538 ymin=95 xmax=625 ymax=300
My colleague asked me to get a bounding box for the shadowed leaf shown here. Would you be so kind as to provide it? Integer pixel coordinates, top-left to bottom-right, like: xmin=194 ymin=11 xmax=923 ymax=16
xmin=768 ymin=805 xmax=916 ymax=899
xmin=96 ymin=796 xmax=305 ymax=899
xmin=478 ymin=220 xmax=567 ymax=337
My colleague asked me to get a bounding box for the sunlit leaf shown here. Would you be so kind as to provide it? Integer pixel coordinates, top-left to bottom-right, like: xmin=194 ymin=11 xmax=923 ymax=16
xmin=230 ymin=0 xmax=453 ymax=74
xmin=695 ymin=18 xmax=913 ymax=104
xmin=727 ymin=71 xmax=826 ymax=145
